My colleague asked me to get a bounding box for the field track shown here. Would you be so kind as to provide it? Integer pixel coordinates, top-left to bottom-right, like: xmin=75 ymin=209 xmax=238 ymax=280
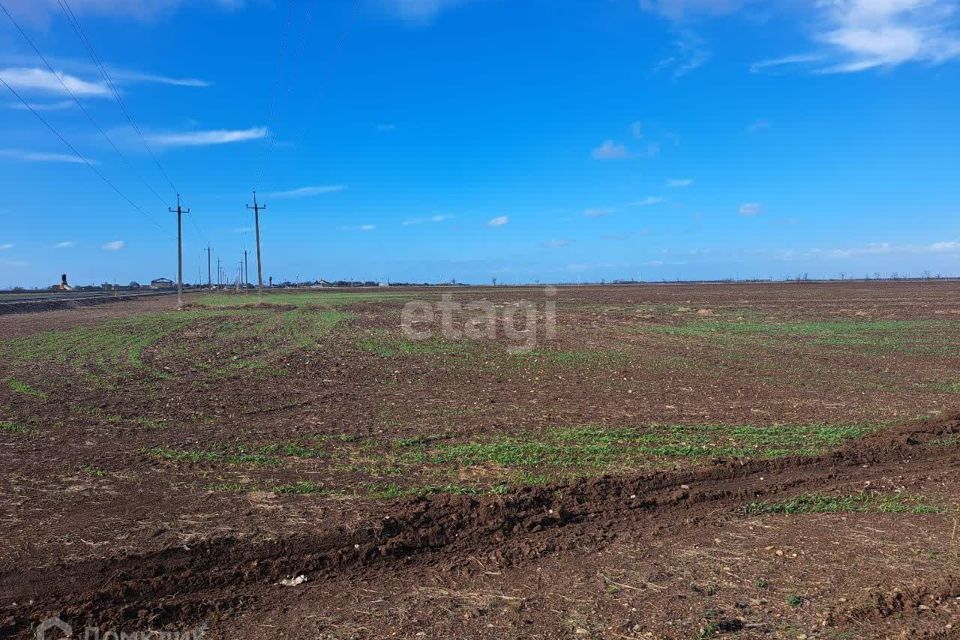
xmin=0 ymin=289 xmax=176 ymax=315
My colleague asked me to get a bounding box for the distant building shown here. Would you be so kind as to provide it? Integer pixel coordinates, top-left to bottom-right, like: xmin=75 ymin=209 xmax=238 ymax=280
xmin=150 ymin=278 xmax=174 ymax=290
xmin=51 ymin=273 xmax=73 ymax=291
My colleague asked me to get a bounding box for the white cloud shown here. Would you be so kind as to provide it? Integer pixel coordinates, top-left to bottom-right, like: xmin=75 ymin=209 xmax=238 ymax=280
xmin=359 ymin=224 xmax=376 ymax=231
xmin=0 ymin=243 xmax=14 ymax=250
xmin=106 ymin=68 xmax=209 ymax=88
xmin=750 ymin=1 xmax=960 ymax=74
xmin=0 ymin=148 xmax=93 ymax=164
xmin=667 ymin=178 xmax=694 ymax=187
xmin=749 ymin=54 xmax=825 ymax=74
xmin=382 ymin=0 xmax=475 ymax=23
xmin=768 ymin=239 xmax=960 ymax=261
xmin=402 ymin=214 xmax=452 ymax=225
xmin=5 ymin=99 xmax=75 ymax=111
xmin=544 ymin=238 xmax=571 ymax=248
xmin=0 ymin=67 xmax=109 ymax=97
xmin=55 ymin=241 xmax=75 ymax=248
xmin=592 ymin=140 xmax=632 ymax=160
xmin=584 ymin=207 xmax=615 ymax=218
xmin=639 ymin=0 xmax=755 ymax=21
xmin=929 ymin=241 xmax=960 ymax=252
xmin=739 ymin=202 xmax=763 ymax=216
xmin=102 ymin=240 xmax=125 ymax=251
xmin=265 ymin=185 xmax=347 ymax=199
xmin=629 ymin=196 xmax=666 ymax=207
xmin=487 ymin=215 xmax=509 ymax=227
xmin=816 ymin=0 xmax=960 ymax=73
xmin=145 ymin=127 xmax=267 ymax=148
xmin=655 ymin=32 xmax=711 ymax=77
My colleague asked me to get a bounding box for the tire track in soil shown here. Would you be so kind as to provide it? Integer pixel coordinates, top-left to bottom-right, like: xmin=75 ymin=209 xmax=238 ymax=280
xmin=1 ymin=415 xmax=958 ymax=638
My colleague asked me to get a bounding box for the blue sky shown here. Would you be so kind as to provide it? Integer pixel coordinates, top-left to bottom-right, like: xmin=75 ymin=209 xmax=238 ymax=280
xmin=0 ymin=0 xmax=958 ymax=286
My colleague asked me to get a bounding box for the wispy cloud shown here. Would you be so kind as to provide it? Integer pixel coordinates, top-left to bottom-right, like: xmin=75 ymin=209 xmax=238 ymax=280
xmin=629 ymin=196 xmax=666 ymax=207
xmin=655 ymin=32 xmax=711 ymax=78
xmin=817 ymin=0 xmax=960 ymax=73
xmin=543 ymin=238 xmax=571 ymax=248
xmin=0 ymin=56 xmax=211 ymax=111
xmin=265 ymin=185 xmax=347 ymax=199
xmin=751 ymin=1 xmax=960 ymax=74
xmin=339 ymin=224 xmax=376 ymax=232
xmin=667 ymin=178 xmax=694 ymax=188
xmin=54 ymin=241 xmax=75 ymax=248
xmin=145 ymin=127 xmax=267 ymax=148
xmin=591 ymin=140 xmax=631 ymax=160
xmin=630 ymin=121 xmax=644 ymax=139
xmin=376 ymin=123 xmax=397 ymax=132
xmin=747 ymin=119 xmax=770 ymax=133
xmin=487 ymin=215 xmax=509 ymax=227
xmin=102 ymin=240 xmax=125 ymax=251
xmin=0 ymin=243 xmax=14 ymax=250
xmin=382 ymin=0 xmax=476 ymax=24
xmin=584 ymin=207 xmax=615 ymax=218
xmin=106 ymin=68 xmax=210 ymax=88
xmin=0 ymin=148 xmax=93 ymax=164
xmin=402 ymin=214 xmax=452 ymax=226
xmin=231 ymin=227 xmax=253 ymax=234
xmin=4 ymin=99 xmax=75 ymax=111
xmin=0 ymin=67 xmax=108 ymax=97
xmin=749 ymin=54 xmax=824 ymax=74
xmin=639 ymin=0 xmax=756 ymax=21
xmin=765 ymin=240 xmax=960 ymax=261
xmin=739 ymin=202 xmax=763 ymax=216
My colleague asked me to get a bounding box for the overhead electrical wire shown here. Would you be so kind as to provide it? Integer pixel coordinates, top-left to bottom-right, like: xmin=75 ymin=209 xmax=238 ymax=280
xmin=55 ymin=0 xmax=211 ymax=245
xmin=0 ymin=0 xmax=172 ymax=212
xmin=56 ymin=0 xmax=179 ymax=197
xmin=254 ymin=0 xmax=362 ymax=192
xmin=0 ymin=75 xmax=167 ymax=232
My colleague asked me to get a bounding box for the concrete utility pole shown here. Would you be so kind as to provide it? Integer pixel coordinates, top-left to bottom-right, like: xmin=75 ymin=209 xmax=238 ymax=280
xmin=244 ymin=249 xmax=249 ymax=288
xmin=169 ymin=194 xmax=190 ymax=309
xmin=217 ymin=257 xmax=222 ymax=288
xmin=246 ymin=191 xmax=267 ymax=297
xmin=207 ymin=244 xmax=212 ymax=289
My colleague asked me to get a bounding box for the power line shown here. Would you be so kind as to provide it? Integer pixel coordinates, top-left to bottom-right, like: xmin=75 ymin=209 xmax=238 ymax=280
xmin=55 ymin=0 xmax=212 ymax=246
xmin=0 ymin=75 xmax=166 ymax=232
xmin=0 ymin=0 xmax=172 ymax=212
xmin=254 ymin=0 xmax=361 ymax=191
xmin=253 ymin=0 xmax=299 ymax=192
xmin=56 ymin=0 xmax=179 ymax=197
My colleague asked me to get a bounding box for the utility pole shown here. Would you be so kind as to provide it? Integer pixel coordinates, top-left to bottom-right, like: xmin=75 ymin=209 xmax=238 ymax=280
xmin=217 ymin=257 xmax=222 ymax=288
xmin=169 ymin=194 xmax=190 ymax=309
xmin=246 ymin=191 xmax=267 ymax=297
xmin=244 ymin=249 xmax=249 ymax=288
xmin=207 ymin=244 xmax=212 ymax=289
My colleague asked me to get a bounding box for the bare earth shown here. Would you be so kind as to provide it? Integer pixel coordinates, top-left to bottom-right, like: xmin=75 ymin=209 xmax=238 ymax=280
xmin=0 ymin=282 xmax=958 ymax=639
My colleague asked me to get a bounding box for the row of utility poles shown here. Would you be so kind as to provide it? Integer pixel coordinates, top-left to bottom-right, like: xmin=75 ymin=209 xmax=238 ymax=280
xmin=172 ymin=190 xmax=267 ymax=310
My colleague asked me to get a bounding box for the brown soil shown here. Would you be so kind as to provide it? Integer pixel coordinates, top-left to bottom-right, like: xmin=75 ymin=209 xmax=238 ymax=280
xmin=2 ymin=416 xmax=958 ymax=639
xmin=1 ymin=282 xmax=959 ymax=639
